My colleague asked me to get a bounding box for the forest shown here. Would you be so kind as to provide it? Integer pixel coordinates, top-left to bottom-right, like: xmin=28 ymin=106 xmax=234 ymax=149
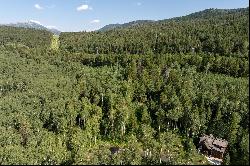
xmin=0 ymin=7 xmax=249 ymax=165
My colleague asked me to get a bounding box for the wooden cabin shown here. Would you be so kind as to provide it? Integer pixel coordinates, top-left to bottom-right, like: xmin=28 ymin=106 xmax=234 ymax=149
xmin=198 ymin=134 xmax=228 ymax=161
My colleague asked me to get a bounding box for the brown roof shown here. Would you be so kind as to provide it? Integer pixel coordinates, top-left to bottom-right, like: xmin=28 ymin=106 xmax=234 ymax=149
xmin=200 ymin=134 xmax=214 ymax=149
xmin=199 ymin=134 xmax=228 ymax=152
xmin=213 ymin=139 xmax=228 ymax=148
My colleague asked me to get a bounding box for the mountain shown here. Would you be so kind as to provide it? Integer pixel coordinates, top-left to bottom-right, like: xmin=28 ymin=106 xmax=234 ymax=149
xmin=61 ymin=7 xmax=248 ymax=58
xmin=3 ymin=21 xmax=61 ymax=35
xmin=98 ymin=20 xmax=155 ymax=32
xmin=161 ymin=7 xmax=249 ymax=22
xmin=98 ymin=7 xmax=249 ymax=32
xmin=98 ymin=24 xmax=122 ymax=32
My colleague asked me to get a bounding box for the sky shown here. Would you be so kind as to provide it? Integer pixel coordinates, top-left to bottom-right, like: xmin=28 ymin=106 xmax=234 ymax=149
xmin=0 ymin=0 xmax=249 ymax=32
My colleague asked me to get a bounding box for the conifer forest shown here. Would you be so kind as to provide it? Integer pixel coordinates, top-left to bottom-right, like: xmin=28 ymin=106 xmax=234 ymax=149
xmin=0 ymin=7 xmax=249 ymax=165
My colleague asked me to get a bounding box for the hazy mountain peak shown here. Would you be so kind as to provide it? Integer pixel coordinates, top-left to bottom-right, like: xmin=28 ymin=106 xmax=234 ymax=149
xmin=28 ymin=20 xmax=43 ymax=25
xmin=3 ymin=21 xmax=61 ymax=35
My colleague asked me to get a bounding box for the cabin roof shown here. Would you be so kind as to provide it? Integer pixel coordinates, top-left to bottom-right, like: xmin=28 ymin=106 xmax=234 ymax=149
xmin=199 ymin=134 xmax=228 ymax=153
xmin=213 ymin=139 xmax=228 ymax=148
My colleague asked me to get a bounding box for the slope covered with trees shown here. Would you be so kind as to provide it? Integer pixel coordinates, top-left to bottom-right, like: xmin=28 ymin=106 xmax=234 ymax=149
xmin=60 ymin=8 xmax=249 ymax=58
xmin=0 ymin=26 xmax=53 ymax=49
xmin=97 ymin=20 xmax=155 ymax=32
xmin=0 ymin=7 xmax=249 ymax=165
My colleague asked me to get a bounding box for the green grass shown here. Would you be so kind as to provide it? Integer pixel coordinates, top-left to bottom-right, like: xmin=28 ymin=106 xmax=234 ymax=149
xmin=51 ymin=35 xmax=59 ymax=51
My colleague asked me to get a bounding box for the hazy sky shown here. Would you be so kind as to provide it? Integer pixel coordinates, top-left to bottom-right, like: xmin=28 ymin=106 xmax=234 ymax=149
xmin=0 ymin=0 xmax=249 ymax=32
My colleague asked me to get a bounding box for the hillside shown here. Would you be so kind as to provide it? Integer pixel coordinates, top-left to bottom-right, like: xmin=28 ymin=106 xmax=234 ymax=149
xmin=97 ymin=7 xmax=249 ymax=31
xmin=2 ymin=20 xmax=61 ymax=35
xmin=0 ymin=26 xmax=53 ymax=49
xmin=60 ymin=7 xmax=249 ymax=61
xmin=169 ymin=7 xmax=249 ymax=21
xmin=98 ymin=20 xmax=155 ymax=32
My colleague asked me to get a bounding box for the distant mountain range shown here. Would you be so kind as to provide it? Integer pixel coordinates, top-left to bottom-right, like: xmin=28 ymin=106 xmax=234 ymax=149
xmin=97 ymin=20 xmax=155 ymax=32
xmin=1 ymin=7 xmax=248 ymax=34
xmin=97 ymin=7 xmax=249 ymax=32
xmin=1 ymin=20 xmax=61 ymax=35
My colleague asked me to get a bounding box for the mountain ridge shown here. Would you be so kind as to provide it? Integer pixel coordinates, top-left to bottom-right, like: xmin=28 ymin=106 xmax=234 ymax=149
xmin=97 ymin=20 xmax=155 ymax=32
xmin=97 ymin=7 xmax=249 ymax=32
xmin=1 ymin=21 xmax=61 ymax=35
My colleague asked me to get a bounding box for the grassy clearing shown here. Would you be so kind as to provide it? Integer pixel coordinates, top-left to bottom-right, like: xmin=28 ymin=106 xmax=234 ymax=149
xmin=51 ymin=35 xmax=59 ymax=51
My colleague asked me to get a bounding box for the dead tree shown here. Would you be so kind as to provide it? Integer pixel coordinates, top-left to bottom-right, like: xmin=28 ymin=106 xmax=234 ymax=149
xmin=162 ymin=65 xmax=171 ymax=83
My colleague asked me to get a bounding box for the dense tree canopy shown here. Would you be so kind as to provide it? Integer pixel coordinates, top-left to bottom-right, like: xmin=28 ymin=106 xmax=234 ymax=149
xmin=60 ymin=8 xmax=249 ymax=58
xmin=0 ymin=7 xmax=249 ymax=165
xmin=0 ymin=26 xmax=52 ymax=49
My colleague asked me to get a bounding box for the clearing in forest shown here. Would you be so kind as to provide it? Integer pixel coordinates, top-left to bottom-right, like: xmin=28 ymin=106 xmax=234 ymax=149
xmin=51 ymin=35 xmax=59 ymax=51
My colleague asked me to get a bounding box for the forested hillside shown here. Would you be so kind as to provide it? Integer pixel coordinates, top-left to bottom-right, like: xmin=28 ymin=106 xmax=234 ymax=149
xmin=2 ymin=21 xmax=61 ymax=35
xmin=0 ymin=7 xmax=249 ymax=165
xmin=97 ymin=20 xmax=155 ymax=32
xmin=60 ymin=8 xmax=249 ymax=57
xmin=0 ymin=26 xmax=53 ymax=49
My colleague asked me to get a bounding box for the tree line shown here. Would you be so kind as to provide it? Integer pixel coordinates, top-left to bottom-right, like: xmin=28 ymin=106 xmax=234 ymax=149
xmin=59 ymin=8 xmax=249 ymax=58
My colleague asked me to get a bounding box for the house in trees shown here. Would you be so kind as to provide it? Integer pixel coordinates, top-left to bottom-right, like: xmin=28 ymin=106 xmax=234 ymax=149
xmin=198 ymin=134 xmax=228 ymax=165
